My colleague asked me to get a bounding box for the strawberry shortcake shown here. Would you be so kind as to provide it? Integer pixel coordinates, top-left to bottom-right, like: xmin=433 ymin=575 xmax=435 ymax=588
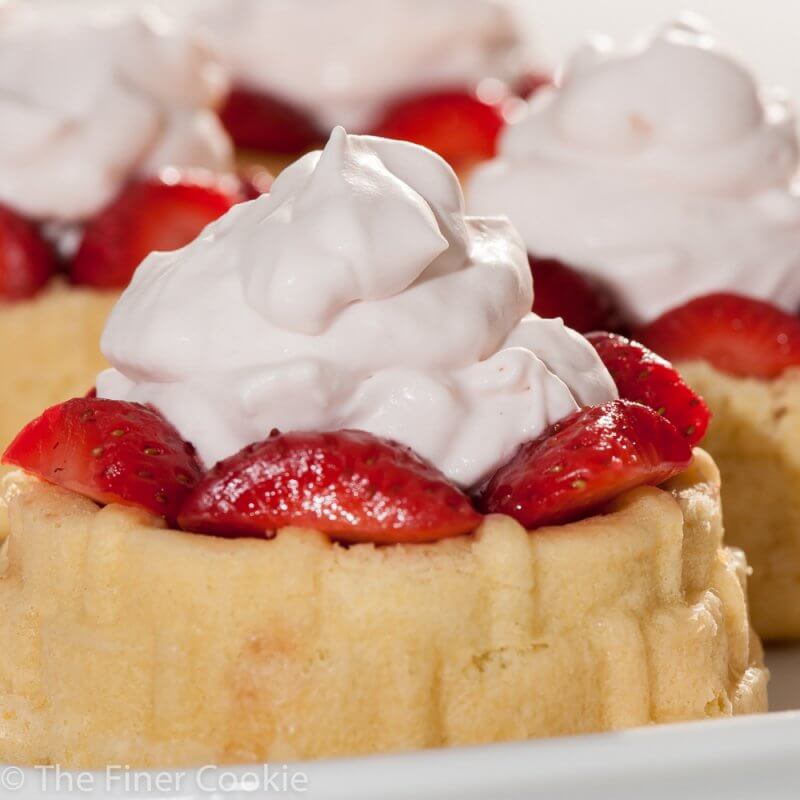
xmin=0 ymin=4 xmax=267 ymax=480
xmin=468 ymin=18 xmax=800 ymax=639
xmin=0 ymin=131 xmax=766 ymax=767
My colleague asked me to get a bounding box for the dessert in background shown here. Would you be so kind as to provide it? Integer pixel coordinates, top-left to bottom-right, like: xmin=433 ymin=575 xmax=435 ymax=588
xmin=172 ymin=0 xmax=542 ymax=172
xmin=0 ymin=130 xmax=766 ymax=767
xmin=468 ymin=17 xmax=800 ymax=639
xmin=468 ymin=17 xmax=800 ymax=327
xmin=0 ymin=3 xmax=263 ymax=480
xmin=638 ymin=297 xmax=800 ymax=640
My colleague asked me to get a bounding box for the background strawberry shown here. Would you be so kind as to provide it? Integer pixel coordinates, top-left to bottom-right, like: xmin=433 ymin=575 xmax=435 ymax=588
xmin=0 ymin=204 xmax=57 ymax=301
xmin=637 ymin=293 xmax=800 ymax=380
xmin=529 ymin=255 xmax=622 ymax=334
xmin=372 ymin=89 xmax=505 ymax=171
xmin=70 ymin=176 xmax=238 ymax=289
xmin=220 ymin=86 xmax=323 ymax=153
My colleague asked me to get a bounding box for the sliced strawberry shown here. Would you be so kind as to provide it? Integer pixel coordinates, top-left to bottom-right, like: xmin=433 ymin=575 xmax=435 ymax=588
xmin=637 ymin=293 xmax=800 ymax=380
xmin=178 ymin=429 xmax=481 ymax=544
xmin=2 ymin=398 xmax=204 ymax=524
xmin=372 ymin=89 xmax=505 ymax=170
xmin=586 ymin=332 xmax=710 ymax=447
xmin=476 ymin=400 xmax=692 ymax=529
xmin=70 ymin=177 xmax=238 ymax=289
xmin=529 ymin=255 xmax=622 ymax=334
xmin=220 ymin=86 xmax=323 ymax=153
xmin=0 ymin=204 xmax=56 ymax=301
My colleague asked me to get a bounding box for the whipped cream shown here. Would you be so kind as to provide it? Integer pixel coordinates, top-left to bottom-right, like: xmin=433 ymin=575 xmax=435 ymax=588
xmin=0 ymin=3 xmax=233 ymax=223
xmin=97 ymin=129 xmax=616 ymax=488
xmin=170 ymin=0 xmax=530 ymax=131
xmin=468 ymin=18 xmax=800 ymax=324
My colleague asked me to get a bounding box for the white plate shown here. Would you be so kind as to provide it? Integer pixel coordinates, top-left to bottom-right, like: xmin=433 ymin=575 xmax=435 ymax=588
xmin=4 ymin=646 xmax=799 ymax=800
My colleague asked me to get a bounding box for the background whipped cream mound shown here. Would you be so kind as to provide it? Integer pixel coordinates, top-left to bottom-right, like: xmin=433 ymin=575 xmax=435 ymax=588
xmin=0 ymin=3 xmax=233 ymax=223
xmin=468 ymin=17 xmax=800 ymax=324
xmin=170 ymin=0 xmax=531 ymax=131
xmin=98 ymin=129 xmax=616 ymax=488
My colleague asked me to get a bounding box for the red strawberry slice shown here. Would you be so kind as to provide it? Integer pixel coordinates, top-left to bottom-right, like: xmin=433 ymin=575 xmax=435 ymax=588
xmin=586 ymin=332 xmax=710 ymax=447
xmin=70 ymin=176 xmax=238 ymax=289
xmin=0 ymin=204 xmax=57 ymax=301
xmin=637 ymin=293 xmax=800 ymax=380
xmin=220 ymin=86 xmax=323 ymax=153
xmin=372 ymin=89 xmax=505 ymax=170
xmin=529 ymin=255 xmax=622 ymax=334
xmin=2 ymin=398 xmax=204 ymax=524
xmin=476 ymin=400 xmax=692 ymax=529
xmin=178 ymin=429 xmax=481 ymax=544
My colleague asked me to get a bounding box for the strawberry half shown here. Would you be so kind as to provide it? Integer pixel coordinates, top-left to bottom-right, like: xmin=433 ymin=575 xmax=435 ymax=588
xmin=70 ymin=176 xmax=238 ymax=289
xmin=2 ymin=398 xmax=204 ymax=524
xmin=0 ymin=204 xmax=57 ymax=301
xmin=636 ymin=293 xmax=800 ymax=380
xmin=220 ymin=86 xmax=323 ymax=153
xmin=178 ymin=429 xmax=481 ymax=544
xmin=586 ymin=332 xmax=710 ymax=447
xmin=529 ymin=255 xmax=622 ymax=334
xmin=476 ymin=400 xmax=692 ymax=529
xmin=372 ymin=89 xmax=505 ymax=170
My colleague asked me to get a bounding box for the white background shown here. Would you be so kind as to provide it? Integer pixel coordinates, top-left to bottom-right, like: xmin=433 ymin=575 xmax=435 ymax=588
xmin=513 ymin=0 xmax=800 ymax=101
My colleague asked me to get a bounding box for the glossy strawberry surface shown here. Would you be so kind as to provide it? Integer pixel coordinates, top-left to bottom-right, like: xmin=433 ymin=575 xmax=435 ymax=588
xmin=586 ymin=332 xmax=711 ymax=447
xmin=3 ymin=398 xmax=203 ymax=524
xmin=476 ymin=400 xmax=692 ymax=529
xmin=178 ymin=429 xmax=481 ymax=544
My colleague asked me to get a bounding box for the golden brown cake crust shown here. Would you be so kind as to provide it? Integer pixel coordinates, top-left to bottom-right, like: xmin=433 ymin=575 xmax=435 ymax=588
xmin=0 ymin=452 xmax=767 ymax=768
xmin=680 ymin=361 xmax=800 ymax=641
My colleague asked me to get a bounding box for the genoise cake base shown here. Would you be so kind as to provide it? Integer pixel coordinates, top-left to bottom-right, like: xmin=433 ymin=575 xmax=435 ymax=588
xmin=680 ymin=361 xmax=800 ymax=641
xmin=0 ymin=451 xmax=767 ymax=768
xmin=0 ymin=281 xmax=117 ymax=477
